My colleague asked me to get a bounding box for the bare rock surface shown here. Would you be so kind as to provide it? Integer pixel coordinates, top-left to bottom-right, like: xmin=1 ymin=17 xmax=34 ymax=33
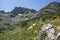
xmin=36 ymin=23 xmax=59 ymax=40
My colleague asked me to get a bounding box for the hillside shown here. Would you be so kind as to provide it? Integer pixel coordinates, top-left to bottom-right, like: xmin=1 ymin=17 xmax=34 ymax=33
xmin=0 ymin=1 xmax=60 ymax=40
xmin=0 ymin=7 xmax=38 ymax=32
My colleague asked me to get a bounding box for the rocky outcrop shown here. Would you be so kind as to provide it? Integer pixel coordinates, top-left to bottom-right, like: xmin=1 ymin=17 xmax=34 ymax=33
xmin=36 ymin=23 xmax=60 ymax=40
xmin=40 ymin=24 xmax=55 ymax=40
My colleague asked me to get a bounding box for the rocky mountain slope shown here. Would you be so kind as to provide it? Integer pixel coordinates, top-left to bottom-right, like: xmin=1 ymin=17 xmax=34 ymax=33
xmin=0 ymin=1 xmax=60 ymax=40
xmin=0 ymin=7 xmax=38 ymax=32
xmin=36 ymin=2 xmax=60 ymax=40
xmin=10 ymin=7 xmax=37 ymax=17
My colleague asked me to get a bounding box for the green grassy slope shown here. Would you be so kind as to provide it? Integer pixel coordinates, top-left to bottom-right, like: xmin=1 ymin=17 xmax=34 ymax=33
xmin=0 ymin=2 xmax=60 ymax=40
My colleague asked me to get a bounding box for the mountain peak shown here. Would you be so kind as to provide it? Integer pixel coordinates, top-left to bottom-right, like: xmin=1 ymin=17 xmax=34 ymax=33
xmin=40 ymin=2 xmax=60 ymax=12
xmin=10 ymin=7 xmax=37 ymax=16
xmin=49 ymin=1 xmax=60 ymax=7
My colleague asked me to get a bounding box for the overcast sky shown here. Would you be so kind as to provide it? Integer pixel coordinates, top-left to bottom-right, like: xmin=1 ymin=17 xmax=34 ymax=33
xmin=0 ymin=0 xmax=60 ymax=12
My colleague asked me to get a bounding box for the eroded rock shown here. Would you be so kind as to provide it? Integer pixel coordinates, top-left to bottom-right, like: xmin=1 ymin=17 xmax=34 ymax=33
xmin=42 ymin=24 xmax=53 ymax=32
xmin=40 ymin=24 xmax=55 ymax=40
xmin=36 ymin=23 xmax=60 ymax=40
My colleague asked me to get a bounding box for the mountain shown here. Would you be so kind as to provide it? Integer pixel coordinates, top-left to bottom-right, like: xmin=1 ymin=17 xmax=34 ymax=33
xmin=43 ymin=2 xmax=60 ymax=9
xmin=36 ymin=2 xmax=60 ymax=19
xmin=10 ymin=7 xmax=37 ymax=17
xmin=39 ymin=2 xmax=60 ymax=13
xmin=0 ymin=1 xmax=60 ymax=32
xmin=0 ymin=1 xmax=60 ymax=40
xmin=0 ymin=7 xmax=38 ymax=32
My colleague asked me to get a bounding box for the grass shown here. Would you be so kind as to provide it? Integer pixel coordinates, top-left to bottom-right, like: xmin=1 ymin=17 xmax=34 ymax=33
xmin=0 ymin=18 xmax=42 ymax=40
xmin=51 ymin=18 xmax=60 ymax=26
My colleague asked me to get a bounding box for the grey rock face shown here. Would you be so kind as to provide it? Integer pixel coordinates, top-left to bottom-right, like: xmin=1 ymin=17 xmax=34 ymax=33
xmin=42 ymin=24 xmax=53 ymax=32
xmin=36 ymin=24 xmax=56 ymax=40
xmin=37 ymin=23 xmax=60 ymax=40
xmin=46 ymin=28 xmax=55 ymax=40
